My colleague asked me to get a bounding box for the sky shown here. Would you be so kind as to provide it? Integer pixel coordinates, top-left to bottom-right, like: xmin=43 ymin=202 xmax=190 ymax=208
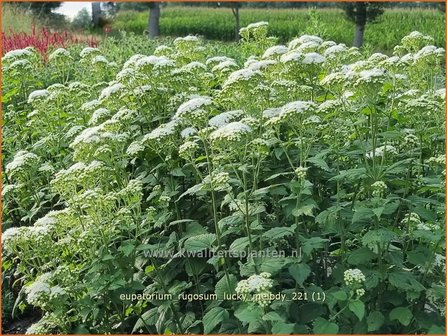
xmin=55 ymin=2 xmax=92 ymax=20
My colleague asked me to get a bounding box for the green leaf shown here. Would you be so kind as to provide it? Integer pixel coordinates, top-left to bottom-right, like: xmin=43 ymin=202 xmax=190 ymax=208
xmin=264 ymin=225 xmax=296 ymax=240
xmin=170 ymin=167 xmax=185 ymax=177
xmin=271 ymin=322 xmax=295 ymax=334
xmin=120 ymin=242 xmax=135 ymax=257
xmin=288 ymin=263 xmax=311 ymax=286
xmin=332 ymin=290 xmax=347 ymax=301
xmin=388 ymin=271 xmax=425 ymax=292
xmin=348 ymin=300 xmax=365 ymax=321
xmin=229 ymin=237 xmax=250 ymax=252
xmin=203 ymin=307 xmax=229 ymax=334
xmin=389 ymin=307 xmax=413 ymax=326
xmin=306 ymin=157 xmax=330 ymax=171
xmin=177 ymin=183 xmax=203 ymax=200
xmin=347 ymin=247 xmax=376 ymax=265
xmin=133 ymin=308 xmax=158 ymax=333
xmin=184 ymin=234 xmax=215 ymax=252
xmin=262 ymin=311 xmax=285 ymax=322
xmin=73 ymin=325 xmax=90 ymax=334
xmin=292 ymin=199 xmax=317 ymax=217
xmin=352 ymin=207 xmax=374 ymax=225
xmin=313 ymin=317 xmax=339 ymax=334
xmin=301 ymin=237 xmax=328 ymax=255
xmin=234 ymin=303 xmax=263 ymax=323
xmin=215 ymin=274 xmax=237 ymax=299
xmin=367 ymin=311 xmax=384 ymax=332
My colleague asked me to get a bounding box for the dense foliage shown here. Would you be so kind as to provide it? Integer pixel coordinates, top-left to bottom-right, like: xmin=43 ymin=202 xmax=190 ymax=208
xmin=113 ymin=7 xmax=445 ymax=52
xmin=1 ymin=23 xmax=445 ymax=334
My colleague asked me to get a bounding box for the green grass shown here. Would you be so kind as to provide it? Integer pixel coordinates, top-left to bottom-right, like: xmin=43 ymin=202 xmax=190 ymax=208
xmin=1 ymin=3 xmax=41 ymax=34
xmin=113 ymin=7 xmax=445 ymax=53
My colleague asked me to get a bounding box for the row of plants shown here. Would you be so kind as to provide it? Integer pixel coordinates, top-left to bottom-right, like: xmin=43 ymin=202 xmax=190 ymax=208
xmin=1 ymin=23 xmax=445 ymax=334
xmin=113 ymin=7 xmax=445 ymax=52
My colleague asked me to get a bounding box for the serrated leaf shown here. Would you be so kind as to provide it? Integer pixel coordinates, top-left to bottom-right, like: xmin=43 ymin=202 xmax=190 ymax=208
xmin=234 ymin=303 xmax=263 ymax=323
xmin=264 ymin=225 xmax=296 ymax=240
xmin=184 ymin=234 xmax=215 ymax=252
xmin=289 ymin=263 xmax=311 ymax=286
xmin=229 ymin=237 xmax=249 ymax=252
xmin=347 ymin=247 xmax=376 ymax=265
xmin=215 ymin=274 xmax=237 ymax=299
xmin=203 ymin=307 xmax=229 ymax=334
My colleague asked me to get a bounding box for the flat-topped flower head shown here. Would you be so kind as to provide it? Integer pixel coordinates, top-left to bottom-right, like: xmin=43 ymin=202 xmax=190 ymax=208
xmin=266 ymin=100 xmax=317 ymax=126
xmin=2 ymin=48 xmax=34 ymax=63
xmin=80 ymin=47 xmax=101 ymax=58
xmin=262 ymin=45 xmax=288 ymax=59
xmin=136 ymin=55 xmax=175 ymax=72
xmin=209 ymin=121 xmax=252 ymax=143
xmin=223 ymin=68 xmax=261 ymax=87
xmin=48 ymin=48 xmax=71 ymax=62
xmin=6 ymin=150 xmax=39 ymax=175
xmin=209 ymin=110 xmax=244 ymax=128
xmin=324 ymin=44 xmax=348 ymax=58
xmin=28 ymin=90 xmax=49 ymax=105
xmin=302 ymin=52 xmax=326 ymax=65
xmin=173 ymin=96 xmax=213 ymax=123
xmin=99 ymin=83 xmax=125 ymax=101
xmin=288 ymin=35 xmax=323 ymax=50
xmin=211 ymin=60 xmax=239 ymax=74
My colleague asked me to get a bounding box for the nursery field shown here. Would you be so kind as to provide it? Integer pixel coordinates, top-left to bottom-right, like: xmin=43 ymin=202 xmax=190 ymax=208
xmin=1 ymin=22 xmax=446 ymax=335
xmin=114 ymin=7 xmax=446 ymax=53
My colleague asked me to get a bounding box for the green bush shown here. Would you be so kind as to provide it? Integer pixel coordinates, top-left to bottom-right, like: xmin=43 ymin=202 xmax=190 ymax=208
xmin=2 ymin=23 xmax=445 ymax=335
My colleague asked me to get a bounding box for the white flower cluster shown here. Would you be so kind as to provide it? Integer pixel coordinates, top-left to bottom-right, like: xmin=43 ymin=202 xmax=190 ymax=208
xmin=5 ymin=150 xmax=39 ymax=176
xmin=48 ymin=48 xmax=71 ymax=62
xmin=371 ymin=181 xmax=387 ymax=197
xmin=144 ymin=119 xmax=180 ymax=143
xmin=28 ymin=90 xmax=49 ymax=104
xmin=179 ymin=141 xmax=199 ymax=159
xmin=265 ymin=101 xmax=316 ymax=126
xmin=427 ymin=155 xmax=445 ymax=166
xmin=262 ymin=45 xmax=288 ymax=59
xmin=2 ymin=48 xmax=35 ymax=63
xmin=173 ymin=96 xmax=213 ymax=122
xmin=209 ymin=121 xmax=252 ymax=143
xmin=236 ymin=272 xmax=274 ymax=307
xmin=295 ymin=166 xmax=308 ymax=179
xmin=223 ymin=68 xmax=260 ymax=87
xmin=344 ymin=269 xmax=366 ymax=286
xmin=366 ymin=145 xmax=398 ymax=159
xmin=403 ymin=134 xmax=419 ymax=147
xmin=203 ymin=172 xmax=230 ymax=191
xmin=1 ymin=227 xmax=28 ymax=253
xmin=208 ymin=110 xmax=244 ymax=128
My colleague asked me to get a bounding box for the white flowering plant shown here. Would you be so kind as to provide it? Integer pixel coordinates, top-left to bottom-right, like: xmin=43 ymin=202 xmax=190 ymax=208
xmin=2 ymin=25 xmax=445 ymax=335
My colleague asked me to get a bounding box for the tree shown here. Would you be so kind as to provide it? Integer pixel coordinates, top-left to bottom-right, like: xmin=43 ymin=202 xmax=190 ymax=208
xmin=13 ymin=2 xmax=62 ymax=16
xmin=230 ymin=3 xmax=242 ymax=42
xmin=340 ymin=2 xmax=385 ymax=47
xmin=91 ymin=2 xmax=102 ymax=28
xmin=72 ymin=8 xmax=92 ymax=30
xmin=148 ymin=2 xmax=161 ymax=39
xmin=216 ymin=2 xmax=242 ymax=42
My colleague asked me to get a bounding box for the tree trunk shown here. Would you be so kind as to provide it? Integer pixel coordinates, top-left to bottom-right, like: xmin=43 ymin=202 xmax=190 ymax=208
xmin=92 ymin=2 xmax=101 ymax=28
xmin=148 ymin=2 xmax=161 ymax=39
xmin=353 ymin=24 xmax=365 ymax=48
xmin=231 ymin=7 xmax=240 ymax=42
